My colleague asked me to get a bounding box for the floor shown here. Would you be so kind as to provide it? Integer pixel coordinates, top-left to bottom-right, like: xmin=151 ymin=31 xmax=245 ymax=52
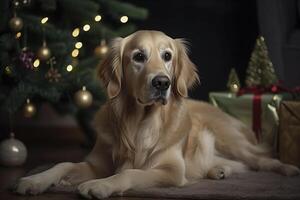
xmin=1 ymin=127 xmax=300 ymax=200
xmin=0 ymin=127 xmax=158 ymax=200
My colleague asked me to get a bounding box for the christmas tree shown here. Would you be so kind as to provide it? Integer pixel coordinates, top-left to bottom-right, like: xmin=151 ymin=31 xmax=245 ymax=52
xmin=0 ymin=0 xmax=147 ymax=117
xmin=245 ymin=36 xmax=278 ymax=87
xmin=227 ymin=68 xmax=240 ymax=93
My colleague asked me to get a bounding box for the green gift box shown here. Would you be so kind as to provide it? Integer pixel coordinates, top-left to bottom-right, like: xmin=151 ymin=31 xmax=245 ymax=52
xmin=209 ymin=92 xmax=292 ymax=153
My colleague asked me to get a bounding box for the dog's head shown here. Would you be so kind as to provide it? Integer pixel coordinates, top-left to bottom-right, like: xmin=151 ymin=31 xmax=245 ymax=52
xmin=97 ymin=30 xmax=199 ymax=106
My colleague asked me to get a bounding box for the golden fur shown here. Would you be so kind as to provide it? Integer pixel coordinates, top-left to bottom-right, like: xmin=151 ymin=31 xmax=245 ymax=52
xmin=16 ymin=30 xmax=299 ymax=199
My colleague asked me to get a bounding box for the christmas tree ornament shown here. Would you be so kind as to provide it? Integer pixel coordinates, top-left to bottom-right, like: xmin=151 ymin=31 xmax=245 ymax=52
xmin=4 ymin=66 xmax=12 ymax=76
xmin=45 ymin=57 xmax=61 ymax=82
xmin=22 ymin=0 xmax=31 ymax=5
xmin=74 ymin=86 xmax=93 ymax=108
xmin=0 ymin=132 xmax=27 ymax=166
xmin=9 ymin=16 xmax=23 ymax=32
xmin=94 ymin=39 xmax=108 ymax=58
xmin=245 ymin=36 xmax=278 ymax=87
xmin=227 ymin=68 xmax=241 ymax=93
xmin=37 ymin=42 xmax=51 ymax=61
xmin=19 ymin=48 xmax=34 ymax=69
xmin=12 ymin=0 xmax=21 ymax=7
xmin=45 ymin=67 xmax=61 ymax=82
xmin=23 ymin=98 xmax=36 ymax=117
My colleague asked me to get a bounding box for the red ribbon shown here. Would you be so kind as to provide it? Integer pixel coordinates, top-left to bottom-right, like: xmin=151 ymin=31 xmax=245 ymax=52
xmin=237 ymin=84 xmax=300 ymax=142
xmin=237 ymin=84 xmax=300 ymax=96
xmin=252 ymin=94 xmax=261 ymax=142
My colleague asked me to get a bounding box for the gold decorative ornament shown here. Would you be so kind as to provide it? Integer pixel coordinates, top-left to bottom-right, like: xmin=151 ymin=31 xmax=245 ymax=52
xmin=4 ymin=66 xmax=12 ymax=75
xmin=94 ymin=39 xmax=108 ymax=58
xmin=9 ymin=17 xmax=23 ymax=32
xmin=45 ymin=57 xmax=61 ymax=82
xmin=74 ymin=86 xmax=93 ymax=108
xmin=230 ymin=83 xmax=240 ymax=94
xmin=37 ymin=42 xmax=51 ymax=61
xmin=23 ymin=98 xmax=36 ymax=118
xmin=227 ymin=68 xmax=241 ymax=93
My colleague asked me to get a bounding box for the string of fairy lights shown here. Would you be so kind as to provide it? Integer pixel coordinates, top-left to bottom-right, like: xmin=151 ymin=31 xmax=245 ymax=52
xmin=4 ymin=0 xmax=130 ymax=117
xmin=30 ymin=13 xmax=129 ymax=71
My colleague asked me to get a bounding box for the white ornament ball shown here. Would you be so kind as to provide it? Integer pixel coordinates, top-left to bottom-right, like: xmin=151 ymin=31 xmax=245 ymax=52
xmin=0 ymin=136 xmax=27 ymax=166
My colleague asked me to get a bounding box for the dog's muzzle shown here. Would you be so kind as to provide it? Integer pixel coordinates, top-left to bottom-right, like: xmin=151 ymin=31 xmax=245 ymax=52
xmin=151 ymin=75 xmax=170 ymax=105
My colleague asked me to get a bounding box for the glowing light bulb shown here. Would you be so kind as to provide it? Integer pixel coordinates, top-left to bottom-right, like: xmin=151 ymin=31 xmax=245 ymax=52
xmin=72 ymin=49 xmax=79 ymax=57
xmin=66 ymin=64 xmax=73 ymax=72
xmin=120 ymin=16 xmax=128 ymax=23
xmin=16 ymin=32 xmax=22 ymax=38
xmin=75 ymin=42 xmax=83 ymax=49
xmin=83 ymin=24 xmax=90 ymax=32
xmin=95 ymin=15 xmax=102 ymax=22
xmin=41 ymin=17 xmax=48 ymax=24
xmin=72 ymin=28 xmax=80 ymax=37
xmin=33 ymin=59 xmax=40 ymax=68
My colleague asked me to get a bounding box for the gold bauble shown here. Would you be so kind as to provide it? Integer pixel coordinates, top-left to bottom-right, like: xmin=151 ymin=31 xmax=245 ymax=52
xmin=37 ymin=45 xmax=51 ymax=61
xmin=13 ymin=0 xmax=21 ymax=7
xmin=9 ymin=17 xmax=23 ymax=32
xmin=23 ymin=99 xmax=36 ymax=118
xmin=74 ymin=86 xmax=93 ymax=108
xmin=94 ymin=40 xmax=108 ymax=58
xmin=229 ymin=83 xmax=240 ymax=93
xmin=4 ymin=66 xmax=12 ymax=76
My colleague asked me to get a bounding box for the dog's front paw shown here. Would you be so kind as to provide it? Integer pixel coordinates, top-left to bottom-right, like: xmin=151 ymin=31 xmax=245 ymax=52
xmin=15 ymin=175 xmax=51 ymax=195
xmin=78 ymin=179 xmax=114 ymax=199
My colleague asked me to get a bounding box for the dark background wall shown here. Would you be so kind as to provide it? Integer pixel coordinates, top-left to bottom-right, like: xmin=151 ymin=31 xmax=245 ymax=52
xmin=0 ymin=0 xmax=260 ymax=132
xmin=128 ymin=0 xmax=258 ymax=100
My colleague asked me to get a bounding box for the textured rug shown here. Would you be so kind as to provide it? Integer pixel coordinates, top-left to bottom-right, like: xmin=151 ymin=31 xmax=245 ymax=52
xmin=26 ymin=165 xmax=300 ymax=200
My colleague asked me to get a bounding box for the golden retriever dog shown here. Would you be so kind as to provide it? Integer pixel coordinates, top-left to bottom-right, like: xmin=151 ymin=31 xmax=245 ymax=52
xmin=16 ymin=30 xmax=299 ymax=199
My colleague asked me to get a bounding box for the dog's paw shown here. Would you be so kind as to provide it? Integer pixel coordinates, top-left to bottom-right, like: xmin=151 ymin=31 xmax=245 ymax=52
xmin=207 ymin=166 xmax=229 ymax=180
xmin=15 ymin=175 xmax=51 ymax=195
xmin=279 ymin=164 xmax=300 ymax=176
xmin=77 ymin=179 xmax=114 ymax=199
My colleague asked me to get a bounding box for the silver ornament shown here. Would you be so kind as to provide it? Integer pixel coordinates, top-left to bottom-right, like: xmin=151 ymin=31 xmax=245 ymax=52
xmin=0 ymin=133 xmax=27 ymax=166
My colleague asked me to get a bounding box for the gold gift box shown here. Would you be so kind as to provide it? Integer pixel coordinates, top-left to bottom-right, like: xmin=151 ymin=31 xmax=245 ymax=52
xmin=279 ymin=101 xmax=300 ymax=167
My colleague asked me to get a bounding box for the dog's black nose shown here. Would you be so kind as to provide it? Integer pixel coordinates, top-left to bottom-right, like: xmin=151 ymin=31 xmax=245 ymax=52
xmin=152 ymin=76 xmax=170 ymax=91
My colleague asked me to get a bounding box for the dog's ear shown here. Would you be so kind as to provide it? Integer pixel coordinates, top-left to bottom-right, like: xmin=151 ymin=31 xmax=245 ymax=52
xmin=174 ymin=39 xmax=200 ymax=97
xmin=97 ymin=37 xmax=123 ymax=99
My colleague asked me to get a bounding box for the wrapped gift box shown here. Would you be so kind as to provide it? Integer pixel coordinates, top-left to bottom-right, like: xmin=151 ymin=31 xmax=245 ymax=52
xmin=209 ymin=92 xmax=291 ymax=151
xmin=279 ymin=101 xmax=300 ymax=166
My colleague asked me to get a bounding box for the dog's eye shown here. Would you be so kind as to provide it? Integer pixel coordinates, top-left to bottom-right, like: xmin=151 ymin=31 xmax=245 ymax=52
xmin=163 ymin=52 xmax=172 ymax=62
xmin=133 ymin=52 xmax=146 ymax=63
